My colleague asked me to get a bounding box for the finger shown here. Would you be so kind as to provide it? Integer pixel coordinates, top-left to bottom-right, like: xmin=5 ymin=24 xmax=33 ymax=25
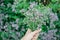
xmin=32 ymin=29 xmax=41 ymax=40
xmin=28 ymin=29 xmax=41 ymax=40
xmin=32 ymin=29 xmax=41 ymax=35
xmin=21 ymin=28 xmax=32 ymax=40
xmin=25 ymin=28 xmax=32 ymax=35
xmin=22 ymin=30 xmax=39 ymax=40
xmin=32 ymin=33 xmax=39 ymax=40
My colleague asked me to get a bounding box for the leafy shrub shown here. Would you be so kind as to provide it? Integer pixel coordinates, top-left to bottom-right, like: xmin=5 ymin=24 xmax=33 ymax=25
xmin=0 ymin=0 xmax=60 ymax=40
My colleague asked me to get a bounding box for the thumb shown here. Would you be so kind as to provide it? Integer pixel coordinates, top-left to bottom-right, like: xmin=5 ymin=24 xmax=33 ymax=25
xmin=25 ymin=28 xmax=32 ymax=36
xmin=32 ymin=33 xmax=40 ymax=40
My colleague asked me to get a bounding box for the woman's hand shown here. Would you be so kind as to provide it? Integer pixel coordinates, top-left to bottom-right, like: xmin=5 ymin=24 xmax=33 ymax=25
xmin=21 ymin=28 xmax=41 ymax=40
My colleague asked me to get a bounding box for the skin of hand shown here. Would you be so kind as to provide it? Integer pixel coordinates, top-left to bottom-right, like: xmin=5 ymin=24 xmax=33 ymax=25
xmin=21 ymin=28 xmax=41 ymax=40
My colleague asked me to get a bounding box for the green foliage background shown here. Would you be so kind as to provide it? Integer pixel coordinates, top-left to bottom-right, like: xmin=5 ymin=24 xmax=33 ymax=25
xmin=0 ymin=0 xmax=60 ymax=40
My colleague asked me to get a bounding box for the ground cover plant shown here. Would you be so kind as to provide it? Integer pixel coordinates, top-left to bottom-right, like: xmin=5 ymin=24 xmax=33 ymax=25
xmin=0 ymin=0 xmax=60 ymax=40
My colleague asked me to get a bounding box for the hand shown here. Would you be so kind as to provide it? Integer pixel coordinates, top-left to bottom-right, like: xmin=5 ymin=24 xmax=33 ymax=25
xmin=21 ymin=28 xmax=41 ymax=40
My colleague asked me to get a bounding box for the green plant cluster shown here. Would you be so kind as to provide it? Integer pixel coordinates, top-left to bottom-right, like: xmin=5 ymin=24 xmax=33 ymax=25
xmin=0 ymin=0 xmax=60 ymax=40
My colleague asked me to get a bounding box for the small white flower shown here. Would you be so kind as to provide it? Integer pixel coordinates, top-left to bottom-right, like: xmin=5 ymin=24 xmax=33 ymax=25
xmin=5 ymin=15 xmax=8 ymax=18
xmin=7 ymin=3 xmax=11 ymax=7
xmin=16 ymin=18 xmax=19 ymax=23
xmin=20 ymin=9 xmax=26 ymax=13
xmin=30 ymin=2 xmax=37 ymax=8
xmin=0 ymin=3 xmax=5 ymax=7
